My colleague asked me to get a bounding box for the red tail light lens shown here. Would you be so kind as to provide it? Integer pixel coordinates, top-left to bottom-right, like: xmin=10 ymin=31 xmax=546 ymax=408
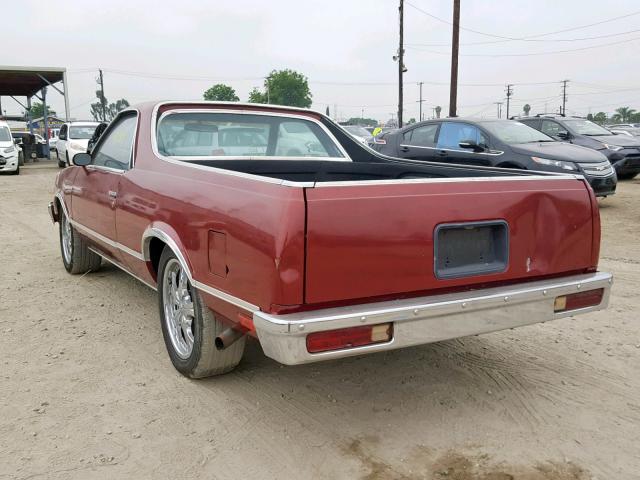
xmin=306 ymin=323 xmax=393 ymax=354
xmin=554 ymin=288 xmax=604 ymax=313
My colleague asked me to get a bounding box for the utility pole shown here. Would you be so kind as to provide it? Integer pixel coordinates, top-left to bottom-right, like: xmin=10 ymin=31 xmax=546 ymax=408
xmin=505 ymin=84 xmax=513 ymax=119
xmin=561 ymin=79 xmax=569 ymax=116
xmin=397 ymin=0 xmax=404 ymax=127
xmin=494 ymin=102 xmax=503 ymax=119
xmin=97 ymin=69 xmax=106 ymax=122
xmin=417 ymin=82 xmax=424 ymax=121
xmin=361 ymin=108 xmax=364 ymax=120
xmin=449 ymin=0 xmax=460 ymax=117
xmin=265 ymin=77 xmax=271 ymax=104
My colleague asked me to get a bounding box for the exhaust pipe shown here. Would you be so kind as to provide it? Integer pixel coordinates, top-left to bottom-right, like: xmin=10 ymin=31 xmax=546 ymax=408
xmin=215 ymin=327 xmax=245 ymax=350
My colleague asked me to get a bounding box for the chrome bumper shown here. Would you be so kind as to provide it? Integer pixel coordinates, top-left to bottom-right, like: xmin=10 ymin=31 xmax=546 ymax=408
xmin=253 ymin=272 xmax=613 ymax=365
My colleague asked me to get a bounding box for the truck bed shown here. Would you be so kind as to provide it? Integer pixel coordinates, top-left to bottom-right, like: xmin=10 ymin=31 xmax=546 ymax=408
xmin=190 ymin=158 xmax=533 ymax=183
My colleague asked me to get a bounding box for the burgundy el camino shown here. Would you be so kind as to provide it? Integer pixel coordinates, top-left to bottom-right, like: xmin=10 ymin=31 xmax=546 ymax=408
xmin=49 ymin=101 xmax=613 ymax=378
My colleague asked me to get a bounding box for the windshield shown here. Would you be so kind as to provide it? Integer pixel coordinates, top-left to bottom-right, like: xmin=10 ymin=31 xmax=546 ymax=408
xmin=0 ymin=127 xmax=11 ymax=142
xmin=343 ymin=126 xmax=371 ymax=137
xmin=479 ymin=121 xmax=554 ymax=144
xmin=563 ymin=119 xmax=612 ymax=136
xmin=69 ymin=126 xmax=97 ymax=139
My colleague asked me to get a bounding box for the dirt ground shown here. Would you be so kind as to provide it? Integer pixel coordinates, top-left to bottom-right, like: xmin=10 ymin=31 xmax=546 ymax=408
xmin=1 ymin=162 xmax=639 ymax=480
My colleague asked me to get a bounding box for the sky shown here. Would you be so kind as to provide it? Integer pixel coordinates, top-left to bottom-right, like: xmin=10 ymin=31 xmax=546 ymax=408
xmin=3 ymin=0 xmax=640 ymax=123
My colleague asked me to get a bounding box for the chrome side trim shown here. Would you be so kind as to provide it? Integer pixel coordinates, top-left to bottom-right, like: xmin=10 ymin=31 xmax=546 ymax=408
xmin=399 ymin=144 xmax=505 ymax=156
xmin=141 ymin=227 xmax=260 ymax=312
xmin=314 ymin=174 xmax=584 ymax=188
xmin=88 ymin=247 xmax=157 ymax=291
xmin=71 ymin=221 xmax=145 ymax=261
xmin=253 ymin=272 xmax=613 ymax=365
xmin=85 ymin=165 xmax=125 ymax=175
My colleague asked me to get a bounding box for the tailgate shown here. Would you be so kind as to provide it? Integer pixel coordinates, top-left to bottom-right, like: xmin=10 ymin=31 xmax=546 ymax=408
xmin=303 ymin=177 xmax=596 ymax=304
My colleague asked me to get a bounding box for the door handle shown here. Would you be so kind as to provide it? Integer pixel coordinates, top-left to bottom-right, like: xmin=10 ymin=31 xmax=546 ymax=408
xmin=400 ymin=146 xmax=410 ymax=153
xmin=108 ymin=191 xmax=117 ymax=199
xmin=438 ymin=150 xmax=448 ymax=156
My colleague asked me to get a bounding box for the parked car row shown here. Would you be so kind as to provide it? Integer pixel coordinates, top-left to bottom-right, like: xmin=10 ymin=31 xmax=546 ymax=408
xmin=0 ymin=120 xmax=20 ymax=174
xmin=371 ymin=117 xmax=619 ymax=197
xmin=518 ymin=115 xmax=640 ymax=180
xmin=56 ymin=121 xmax=100 ymax=168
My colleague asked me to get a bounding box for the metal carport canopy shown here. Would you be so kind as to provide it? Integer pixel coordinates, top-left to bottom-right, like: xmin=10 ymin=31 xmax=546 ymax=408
xmin=0 ymin=65 xmax=69 ymax=120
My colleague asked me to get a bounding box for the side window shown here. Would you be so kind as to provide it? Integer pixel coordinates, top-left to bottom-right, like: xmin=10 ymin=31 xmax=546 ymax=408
xmin=541 ymin=120 xmax=567 ymax=137
xmin=59 ymin=125 xmax=67 ymax=140
xmin=276 ymin=121 xmax=331 ymax=157
xmin=404 ymin=124 xmax=438 ymax=147
xmin=436 ymin=123 xmax=483 ymax=151
xmin=92 ymin=115 xmax=137 ymax=170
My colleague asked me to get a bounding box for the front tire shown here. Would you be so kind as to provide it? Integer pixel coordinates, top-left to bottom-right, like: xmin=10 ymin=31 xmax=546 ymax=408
xmin=158 ymin=247 xmax=245 ymax=378
xmin=617 ymin=172 xmax=638 ymax=180
xmin=59 ymin=208 xmax=102 ymax=274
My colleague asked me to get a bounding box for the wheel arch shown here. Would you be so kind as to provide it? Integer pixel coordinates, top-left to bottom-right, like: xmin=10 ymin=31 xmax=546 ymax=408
xmin=142 ymin=224 xmax=194 ymax=283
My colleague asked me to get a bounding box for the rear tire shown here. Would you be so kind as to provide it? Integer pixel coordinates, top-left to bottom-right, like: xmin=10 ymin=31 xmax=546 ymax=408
xmin=65 ymin=152 xmax=70 ymax=167
xmin=59 ymin=208 xmax=102 ymax=274
xmin=158 ymin=247 xmax=245 ymax=378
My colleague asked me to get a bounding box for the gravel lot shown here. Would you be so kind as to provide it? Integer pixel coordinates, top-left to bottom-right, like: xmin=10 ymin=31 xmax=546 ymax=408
xmin=1 ymin=162 xmax=639 ymax=480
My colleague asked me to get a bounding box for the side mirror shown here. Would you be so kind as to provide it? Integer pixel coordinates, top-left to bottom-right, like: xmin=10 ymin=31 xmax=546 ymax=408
xmin=557 ymin=131 xmax=570 ymax=140
xmin=73 ymin=152 xmax=91 ymax=166
xmin=459 ymin=140 xmax=485 ymax=152
xmin=13 ymin=138 xmax=21 ymax=145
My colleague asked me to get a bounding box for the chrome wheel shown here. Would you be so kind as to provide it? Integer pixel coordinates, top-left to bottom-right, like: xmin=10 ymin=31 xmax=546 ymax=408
xmin=61 ymin=212 xmax=73 ymax=264
xmin=162 ymin=259 xmax=196 ymax=359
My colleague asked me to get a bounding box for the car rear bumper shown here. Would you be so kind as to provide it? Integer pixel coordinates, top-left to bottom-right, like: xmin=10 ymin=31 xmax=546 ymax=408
xmin=253 ymin=272 xmax=613 ymax=365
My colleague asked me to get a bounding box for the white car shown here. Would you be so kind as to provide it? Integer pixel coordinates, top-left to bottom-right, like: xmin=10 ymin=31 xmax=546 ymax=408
xmin=0 ymin=121 xmax=20 ymax=175
xmin=56 ymin=121 xmax=99 ymax=167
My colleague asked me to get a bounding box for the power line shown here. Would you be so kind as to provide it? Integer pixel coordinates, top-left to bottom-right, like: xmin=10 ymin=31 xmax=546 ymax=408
xmin=406 ymin=35 xmax=640 ymax=57
xmin=405 ymin=1 xmax=640 ymax=41
xmin=405 ymin=27 xmax=640 ymax=47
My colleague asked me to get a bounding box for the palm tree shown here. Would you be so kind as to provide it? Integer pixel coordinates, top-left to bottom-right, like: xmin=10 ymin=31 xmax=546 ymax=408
xmin=615 ymin=107 xmax=637 ymax=123
xmin=523 ymin=104 xmax=531 ymax=116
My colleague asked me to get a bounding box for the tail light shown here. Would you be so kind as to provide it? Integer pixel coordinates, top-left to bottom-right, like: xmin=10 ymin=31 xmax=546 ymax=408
xmin=554 ymin=288 xmax=604 ymax=313
xmin=306 ymin=323 xmax=393 ymax=354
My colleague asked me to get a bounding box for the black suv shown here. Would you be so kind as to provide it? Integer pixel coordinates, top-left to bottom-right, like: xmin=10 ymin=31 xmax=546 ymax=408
xmin=372 ymin=118 xmax=616 ymax=197
xmin=518 ymin=115 xmax=640 ymax=180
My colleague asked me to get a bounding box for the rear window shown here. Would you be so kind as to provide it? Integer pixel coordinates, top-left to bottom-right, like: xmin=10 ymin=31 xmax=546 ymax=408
xmin=156 ymin=112 xmax=344 ymax=159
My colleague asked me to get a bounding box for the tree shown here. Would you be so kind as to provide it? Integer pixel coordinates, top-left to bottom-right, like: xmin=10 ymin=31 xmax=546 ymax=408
xmin=29 ymin=102 xmax=56 ymax=119
xmin=610 ymin=113 xmax=622 ymax=123
xmin=203 ymin=84 xmax=239 ymax=102
xmin=346 ymin=117 xmax=378 ymax=127
xmin=325 ymin=106 xmax=330 ymax=117
xmin=248 ymin=87 xmax=267 ymax=104
xmin=249 ymin=69 xmax=312 ymax=108
xmin=593 ymin=112 xmax=607 ymax=124
xmin=435 ymin=106 xmax=442 ymax=118
xmin=407 ymin=118 xmax=417 ymax=124
xmin=523 ymin=104 xmax=531 ymax=116
xmin=90 ymin=90 xmax=130 ymax=122
xmin=586 ymin=113 xmax=594 ymax=121
xmin=615 ymin=107 xmax=636 ymax=123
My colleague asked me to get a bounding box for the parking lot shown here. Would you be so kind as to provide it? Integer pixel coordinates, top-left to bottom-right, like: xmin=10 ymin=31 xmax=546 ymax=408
xmin=0 ymin=162 xmax=638 ymax=479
